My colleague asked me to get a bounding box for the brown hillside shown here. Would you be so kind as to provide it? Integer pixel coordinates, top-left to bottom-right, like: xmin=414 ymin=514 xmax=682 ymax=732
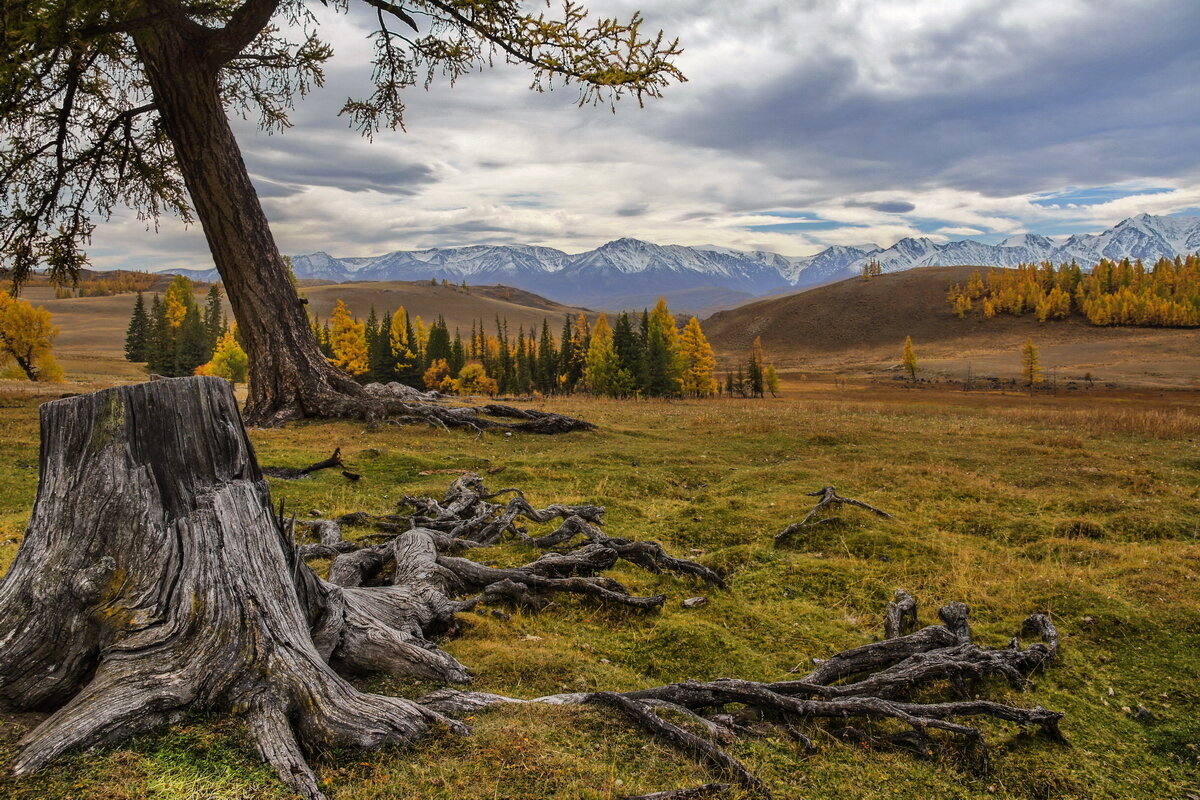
xmin=301 ymin=281 xmax=589 ymax=334
xmin=703 ymin=265 xmax=1200 ymax=388
xmin=12 ymin=280 xmax=591 ymax=384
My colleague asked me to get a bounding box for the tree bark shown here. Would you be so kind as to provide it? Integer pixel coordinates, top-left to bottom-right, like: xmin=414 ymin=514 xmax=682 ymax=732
xmin=0 ymin=377 xmax=463 ymax=800
xmin=129 ymin=16 xmax=370 ymax=427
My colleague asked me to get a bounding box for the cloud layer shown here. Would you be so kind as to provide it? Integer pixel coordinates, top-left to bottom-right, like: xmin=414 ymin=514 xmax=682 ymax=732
xmin=87 ymin=0 xmax=1200 ymax=270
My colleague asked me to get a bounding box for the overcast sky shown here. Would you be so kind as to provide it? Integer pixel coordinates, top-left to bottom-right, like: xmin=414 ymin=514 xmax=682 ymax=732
xmin=90 ymin=0 xmax=1200 ymax=270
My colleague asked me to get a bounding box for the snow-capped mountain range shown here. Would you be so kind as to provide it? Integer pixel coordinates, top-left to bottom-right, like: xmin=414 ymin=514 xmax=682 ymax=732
xmin=165 ymin=213 xmax=1200 ymax=312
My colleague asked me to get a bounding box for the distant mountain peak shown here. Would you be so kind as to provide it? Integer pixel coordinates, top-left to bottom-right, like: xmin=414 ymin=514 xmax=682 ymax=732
xmin=156 ymin=214 xmax=1200 ymax=315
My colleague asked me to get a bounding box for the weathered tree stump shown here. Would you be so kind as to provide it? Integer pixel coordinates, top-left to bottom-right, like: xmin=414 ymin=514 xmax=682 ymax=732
xmin=0 ymin=377 xmax=462 ymax=800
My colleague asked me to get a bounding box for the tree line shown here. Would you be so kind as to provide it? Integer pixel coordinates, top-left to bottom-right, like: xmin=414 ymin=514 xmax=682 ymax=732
xmin=310 ymin=297 xmax=779 ymax=399
xmin=124 ymin=276 xmax=247 ymax=381
xmin=948 ymin=255 xmax=1200 ymax=327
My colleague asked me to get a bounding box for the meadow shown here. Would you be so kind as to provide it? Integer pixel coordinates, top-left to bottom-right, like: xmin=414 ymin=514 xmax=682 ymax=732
xmin=0 ymin=380 xmax=1197 ymax=799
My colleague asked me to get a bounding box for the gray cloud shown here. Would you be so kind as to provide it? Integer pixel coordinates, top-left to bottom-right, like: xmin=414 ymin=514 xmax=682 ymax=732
xmin=86 ymin=0 xmax=1200 ymax=269
xmin=847 ymin=200 xmax=916 ymax=214
xmin=666 ymin=1 xmax=1200 ymax=198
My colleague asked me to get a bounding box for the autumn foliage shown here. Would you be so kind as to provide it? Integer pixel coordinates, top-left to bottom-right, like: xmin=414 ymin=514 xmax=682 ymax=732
xmin=948 ymin=255 xmax=1200 ymax=327
xmin=0 ymin=291 xmax=62 ymax=381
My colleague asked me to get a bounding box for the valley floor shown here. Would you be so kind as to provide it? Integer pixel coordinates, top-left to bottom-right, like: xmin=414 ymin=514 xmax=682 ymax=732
xmin=0 ymin=382 xmax=1197 ymax=799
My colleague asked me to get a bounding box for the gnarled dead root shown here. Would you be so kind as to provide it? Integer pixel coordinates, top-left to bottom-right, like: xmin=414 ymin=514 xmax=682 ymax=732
xmin=419 ymin=594 xmax=1062 ymax=798
xmin=0 ymin=380 xmax=1064 ymax=800
xmin=775 ymin=486 xmax=894 ymax=543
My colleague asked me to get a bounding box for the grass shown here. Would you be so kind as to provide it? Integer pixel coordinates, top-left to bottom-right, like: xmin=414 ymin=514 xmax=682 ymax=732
xmin=0 ymin=381 xmax=1197 ymax=799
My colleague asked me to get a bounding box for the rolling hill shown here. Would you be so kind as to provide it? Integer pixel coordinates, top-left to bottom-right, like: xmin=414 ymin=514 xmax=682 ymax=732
xmin=17 ymin=280 xmax=592 ymax=384
xmin=702 ymin=265 xmax=1200 ymax=388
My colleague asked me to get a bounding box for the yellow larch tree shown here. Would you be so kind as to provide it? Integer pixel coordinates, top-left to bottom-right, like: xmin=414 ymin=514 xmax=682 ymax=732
xmin=902 ymin=336 xmax=918 ymax=381
xmin=328 ymin=299 xmax=368 ymax=377
xmin=196 ymin=328 xmax=249 ymax=383
xmin=389 ymin=307 xmax=416 ymax=375
xmin=679 ymin=316 xmax=717 ymax=397
xmin=0 ymin=291 xmax=63 ymax=381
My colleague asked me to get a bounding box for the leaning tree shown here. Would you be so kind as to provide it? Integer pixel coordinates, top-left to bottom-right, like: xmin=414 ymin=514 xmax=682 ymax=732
xmin=0 ymin=0 xmax=684 ymax=425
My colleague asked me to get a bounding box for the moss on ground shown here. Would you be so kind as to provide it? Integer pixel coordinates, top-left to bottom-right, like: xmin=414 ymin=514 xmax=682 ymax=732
xmin=0 ymin=385 xmax=1197 ymax=799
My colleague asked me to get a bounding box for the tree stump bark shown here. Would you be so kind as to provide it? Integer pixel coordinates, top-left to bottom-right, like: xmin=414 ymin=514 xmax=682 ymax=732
xmin=0 ymin=377 xmax=459 ymax=800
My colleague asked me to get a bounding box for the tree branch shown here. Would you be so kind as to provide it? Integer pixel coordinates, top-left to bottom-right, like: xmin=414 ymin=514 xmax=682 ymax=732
xmin=209 ymin=0 xmax=282 ymax=65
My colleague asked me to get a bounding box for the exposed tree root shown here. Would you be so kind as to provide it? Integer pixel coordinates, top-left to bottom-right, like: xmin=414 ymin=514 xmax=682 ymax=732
xmin=621 ymin=784 xmax=731 ymax=800
xmin=248 ymin=380 xmax=594 ymax=435
xmin=775 ymin=486 xmax=894 ymax=542
xmin=419 ymin=595 xmax=1062 ymax=797
xmin=0 ymin=380 xmax=1064 ymax=800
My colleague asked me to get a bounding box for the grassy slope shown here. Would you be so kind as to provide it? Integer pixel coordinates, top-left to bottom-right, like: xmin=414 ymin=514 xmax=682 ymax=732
xmin=16 ymin=281 xmax=592 ymax=389
xmin=702 ymin=267 xmax=1200 ymax=388
xmin=0 ymin=383 xmax=1197 ymax=799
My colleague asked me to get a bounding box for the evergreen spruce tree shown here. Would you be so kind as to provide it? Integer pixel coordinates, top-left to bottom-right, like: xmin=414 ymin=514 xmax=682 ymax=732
xmin=644 ymin=300 xmax=682 ymax=397
xmin=449 ymin=330 xmax=466 ymax=378
xmin=426 ymin=316 xmax=451 ymax=365
xmin=537 ymin=319 xmax=558 ymax=395
xmin=613 ymin=311 xmax=644 ymax=391
xmin=124 ymin=292 xmax=150 ymax=362
xmin=365 ymin=307 xmax=379 ymax=362
xmin=747 ymin=336 xmax=765 ymax=398
xmin=566 ymin=313 xmax=590 ymax=391
xmin=496 ymin=318 xmax=514 ymax=394
xmin=175 ymin=304 xmax=210 ymax=376
xmin=514 ymin=327 xmax=532 ymax=394
xmin=368 ymin=311 xmax=394 ymax=383
xmin=319 ymin=321 xmax=334 ymax=358
xmin=558 ymin=315 xmax=575 ymax=393
xmin=146 ymin=294 xmax=172 ymax=374
xmin=202 ymin=285 xmax=223 ymax=352
xmin=725 ymin=371 xmax=735 ymax=397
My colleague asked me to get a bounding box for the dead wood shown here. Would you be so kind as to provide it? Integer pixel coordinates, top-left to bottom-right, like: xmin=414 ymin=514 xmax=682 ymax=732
xmin=262 ymin=448 xmax=345 ymax=479
xmin=621 ymin=783 xmax=731 ymax=800
xmin=0 ymin=378 xmax=466 ymax=800
xmin=419 ymin=593 xmax=1063 ymax=796
xmin=0 ymin=380 xmax=1064 ymax=800
xmin=775 ymin=486 xmax=894 ymax=542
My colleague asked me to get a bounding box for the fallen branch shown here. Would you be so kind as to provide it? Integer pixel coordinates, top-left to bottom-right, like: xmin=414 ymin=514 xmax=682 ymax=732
xmin=262 ymin=448 xmax=345 ymax=479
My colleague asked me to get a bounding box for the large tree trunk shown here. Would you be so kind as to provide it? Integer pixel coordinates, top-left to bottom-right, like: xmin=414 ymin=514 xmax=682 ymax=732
xmin=130 ymin=18 xmax=369 ymax=427
xmin=0 ymin=377 xmax=463 ymax=800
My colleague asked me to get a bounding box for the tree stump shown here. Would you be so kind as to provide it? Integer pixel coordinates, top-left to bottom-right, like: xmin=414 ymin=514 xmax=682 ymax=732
xmin=0 ymin=377 xmax=457 ymax=800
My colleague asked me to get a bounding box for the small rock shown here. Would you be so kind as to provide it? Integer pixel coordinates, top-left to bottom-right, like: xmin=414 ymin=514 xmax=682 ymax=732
xmin=504 ymin=432 xmax=513 ymax=437
xmin=1135 ymin=705 xmax=1152 ymax=721
xmin=599 ymin=657 xmax=611 ymax=664
xmin=309 ymin=509 xmax=323 ymax=517
xmin=682 ymin=596 xmax=708 ymax=609
xmin=693 ymin=515 xmax=704 ymax=522
xmin=1107 ymin=687 xmax=1115 ymax=696
xmin=489 ymin=609 xmax=511 ymax=621
xmin=1080 ymin=615 xmax=1095 ymax=626
xmin=520 ymin=634 xmax=543 ymax=641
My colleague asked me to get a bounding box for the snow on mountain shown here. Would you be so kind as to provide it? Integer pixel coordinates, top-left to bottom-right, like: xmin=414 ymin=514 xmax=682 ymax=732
xmin=155 ymin=215 xmax=1200 ymax=312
